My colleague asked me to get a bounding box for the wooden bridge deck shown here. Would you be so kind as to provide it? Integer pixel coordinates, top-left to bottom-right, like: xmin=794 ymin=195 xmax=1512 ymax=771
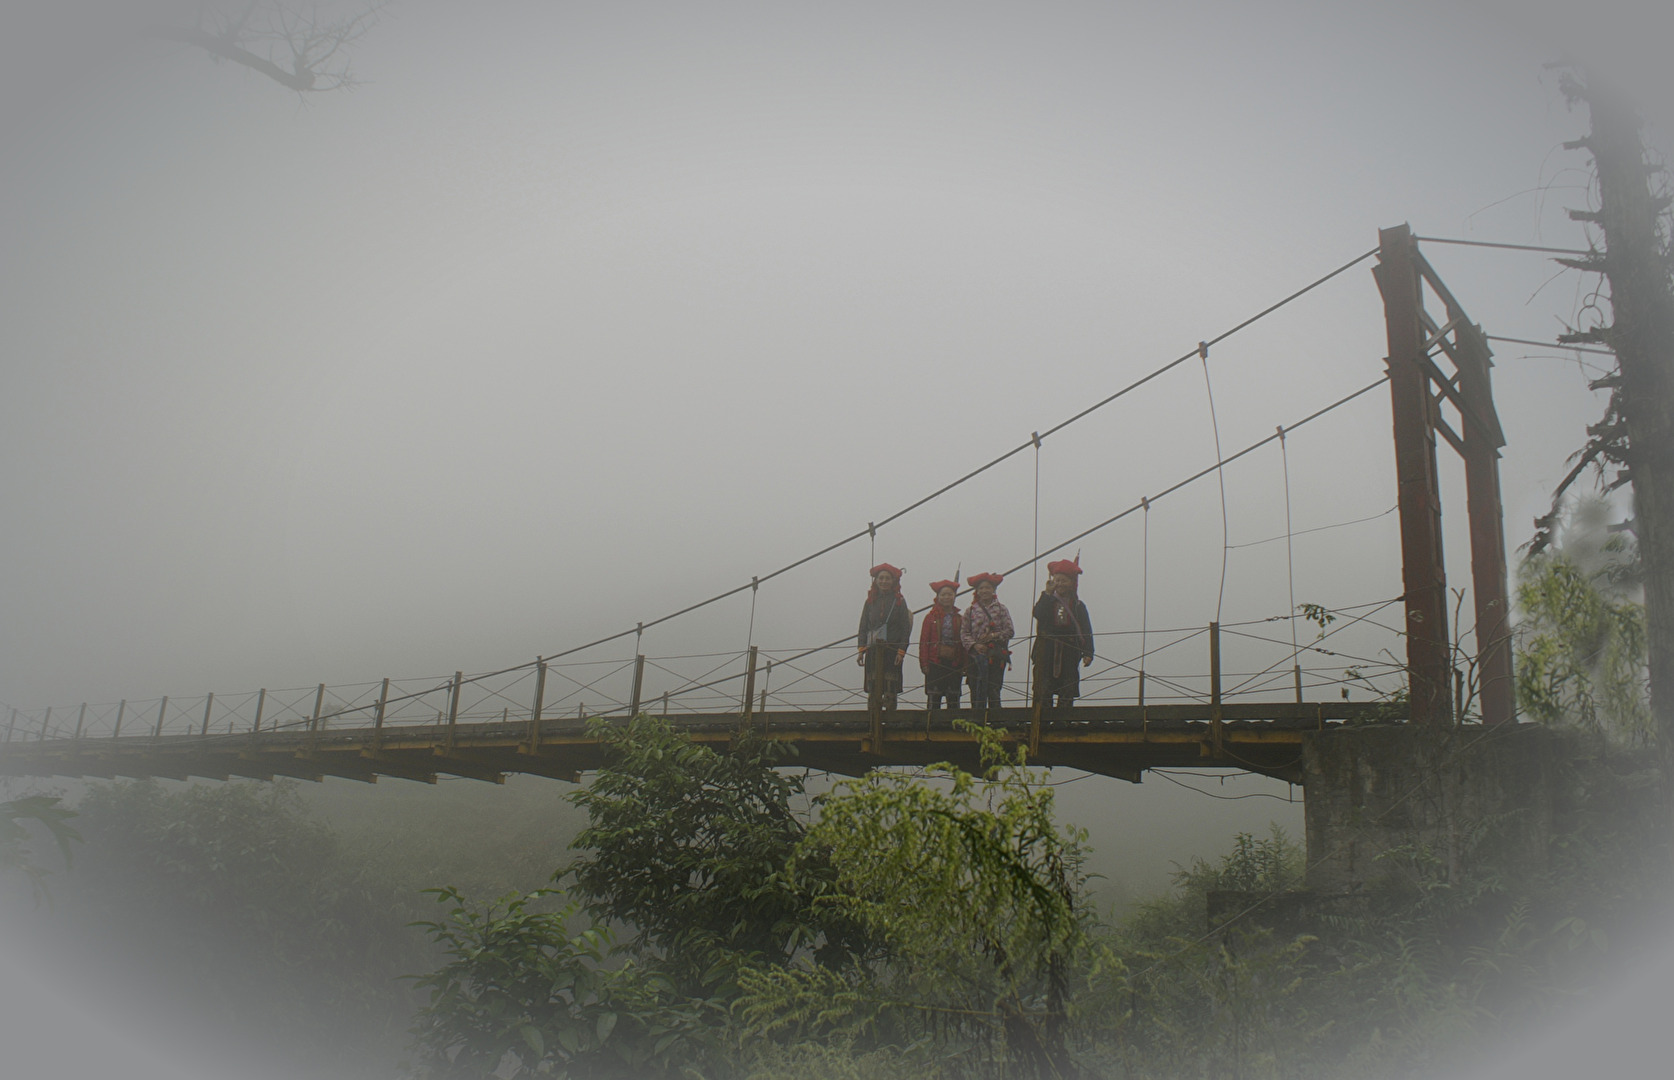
xmin=0 ymin=701 xmax=1400 ymax=786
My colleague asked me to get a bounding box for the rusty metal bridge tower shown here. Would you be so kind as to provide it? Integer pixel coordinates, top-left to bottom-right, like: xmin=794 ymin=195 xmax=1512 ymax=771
xmin=1374 ymin=225 xmax=1514 ymax=727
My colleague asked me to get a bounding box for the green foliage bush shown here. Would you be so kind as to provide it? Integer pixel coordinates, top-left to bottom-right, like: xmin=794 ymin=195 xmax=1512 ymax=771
xmin=411 ymin=719 xmax=1102 ymax=1079
xmin=411 ymin=889 xmax=721 ymax=1079
xmin=410 ymin=715 xmax=1668 ymax=1080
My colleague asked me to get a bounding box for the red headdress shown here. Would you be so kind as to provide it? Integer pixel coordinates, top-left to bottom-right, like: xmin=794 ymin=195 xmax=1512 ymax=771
xmin=967 ymin=572 xmax=1004 ymax=588
xmin=867 ymin=563 xmax=905 ymax=604
xmin=928 ymin=579 xmax=959 ymax=594
xmin=1046 ymin=558 xmax=1083 ymax=577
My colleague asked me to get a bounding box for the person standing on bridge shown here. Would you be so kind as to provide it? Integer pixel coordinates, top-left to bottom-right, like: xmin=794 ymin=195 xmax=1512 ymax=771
xmin=962 ymin=572 xmax=1013 ymax=716
xmin=1033 ymin=558 xmax=1094 ymax=710
xmin=918 ymin=579 xmax=965 ymax=715
xmin=858 ymin=563 xmax=911 ymax=714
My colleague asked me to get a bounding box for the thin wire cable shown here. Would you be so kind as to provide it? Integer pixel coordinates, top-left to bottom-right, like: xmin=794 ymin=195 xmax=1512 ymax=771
xmin=1226 ymin=504 xmax=1398 ymax=549
xmin=1220 ymin=598 xmax=1408 ymax=695
xmin=1411 ymin=235 xmax=1594 ymax=256
xmin=1483 ymin=333 xmax=1616 ymax=357
xmin=1140 ymin=497 xmax=1150 ymax=704
xmin=1199 ymin=344 xmax=1230 ymax=623
xmin=1152 ymin=769 xmax=1297 ymax=802
xmin=1031 ymin=431 xmax=1042 ymax=644
xmin=1279 ymin=426 xmax=1300 ymax=683
xmin=653 ymin=379 xmax=1390 ymax=708
xmin=1002 ymin=377 xmax=1390 ymax=580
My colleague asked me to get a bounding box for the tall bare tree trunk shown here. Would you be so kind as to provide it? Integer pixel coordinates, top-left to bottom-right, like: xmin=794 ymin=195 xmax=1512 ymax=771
xmin=1578 ymin=75 xmax=1674 ymax=818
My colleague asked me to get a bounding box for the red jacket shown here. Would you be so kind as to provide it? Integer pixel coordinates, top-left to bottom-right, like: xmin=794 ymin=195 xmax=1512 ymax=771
xmin=918 ymin=605 xmax=966 ymax=672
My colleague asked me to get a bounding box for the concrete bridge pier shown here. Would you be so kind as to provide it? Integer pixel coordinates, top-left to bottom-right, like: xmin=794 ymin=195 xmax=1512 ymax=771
xmin=1299 ymin=723 xmax=1559 ymax=894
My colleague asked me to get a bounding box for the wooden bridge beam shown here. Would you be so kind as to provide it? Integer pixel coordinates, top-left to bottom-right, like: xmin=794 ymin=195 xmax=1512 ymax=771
xmin=1375 ymin=225 xmax=1453 ymax=725
xmin=0 ymin=703 xmax=1396 ymax=788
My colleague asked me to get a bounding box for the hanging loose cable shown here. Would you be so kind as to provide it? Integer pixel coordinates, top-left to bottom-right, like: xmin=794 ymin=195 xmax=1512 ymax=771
xmin=746 ymin=577 xmax=760 ymax=652
xmin=1031 ymin=432 xmax=1042 ymax=603
xmin=1277 ymin=427 xmax=1302 ymax=702
xmin=1139 ymin=496 xmax=1150 ymax=707
xmin=1199 ymin=342 xmax=1230 ymax=623
xmin=1030 ymin=432 xmax=1043 ymax=701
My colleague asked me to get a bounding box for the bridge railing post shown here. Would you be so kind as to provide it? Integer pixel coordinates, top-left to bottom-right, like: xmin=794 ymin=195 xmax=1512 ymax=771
xmin=74 ymin=703 xmax=86 ymax=743
xmin=629 ymin=654 xmax=646 ymax=720
xmin=1028 ymin=653 xmax=1044 ymax=759
xmin=446 ymin=672 xmax=462 ymax=749
xmin=251 ymin=689 xmax=266 ymax=736
xmin=113 ymin=699 xmax=126 ymax=739
xmin=305 ymin=683 xmax=326 ymax=754
xmin=200 ymin=693 xmax=214 ymax=737
xmin=741 ymin=647 xmax=758 ymax=729
xmin=373 ymin=677 xmax=390 ymax=752
xmin=527 ymin=660 xmax=546 ymax=752
xmin=152 ymin=696 xmax=168 ymax=739
xmin=5 ymin=707 xmax=15 ymax=744
xmin=37 ymin=706 xmax=51 ymax=742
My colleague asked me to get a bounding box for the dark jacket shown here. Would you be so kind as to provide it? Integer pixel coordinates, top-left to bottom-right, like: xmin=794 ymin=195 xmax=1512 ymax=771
xmin=858 ymin=591 xmax=912 ymax=651
xmin=1032 ymin=591 xmax=1094 ymax=666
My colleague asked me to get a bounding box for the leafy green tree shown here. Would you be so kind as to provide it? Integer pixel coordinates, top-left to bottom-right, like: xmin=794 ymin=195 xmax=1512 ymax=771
xmin=412 ymin=718 xmax=1101 ymax=1079
xmin=740 ymin=725 xmax=1096 ymax=1080
xmin=1516 ymin=498 xmax=1650 ymax=741
xmin=563 ymin=715 xmax=860 ymax=993
xmin=411 ymin=716 xmax=861 ymax=1078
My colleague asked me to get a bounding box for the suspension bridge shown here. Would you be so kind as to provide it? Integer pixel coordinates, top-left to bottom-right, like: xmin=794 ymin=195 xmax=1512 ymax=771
xmin=1 ymin=225 xmax=1544 ymax=790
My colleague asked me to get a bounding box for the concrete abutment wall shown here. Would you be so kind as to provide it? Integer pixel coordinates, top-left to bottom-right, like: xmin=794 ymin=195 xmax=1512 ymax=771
xmin=1300 ymin=724 xmax=1559 ymax=893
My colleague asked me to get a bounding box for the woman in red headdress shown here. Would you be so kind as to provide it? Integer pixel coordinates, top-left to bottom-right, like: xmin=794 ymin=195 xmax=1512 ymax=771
xmin=918 ymin=580 xmax=965 ymax=714
xmin=1032 ymin=559 xmax=1094 ymax=710
xmin=961 ymin=573 xmax=1014 ymax=715
xmin=857 ymin=564 xmax=911 ymax=713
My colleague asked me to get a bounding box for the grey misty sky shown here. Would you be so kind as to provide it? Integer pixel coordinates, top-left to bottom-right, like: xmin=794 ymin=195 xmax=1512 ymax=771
xmin=0 ymin=0 xmax=1666 ymax=712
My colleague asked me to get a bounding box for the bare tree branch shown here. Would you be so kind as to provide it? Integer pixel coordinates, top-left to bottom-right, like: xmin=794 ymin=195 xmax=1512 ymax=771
xmin=142 ymin=1 xmax=387 ymax=94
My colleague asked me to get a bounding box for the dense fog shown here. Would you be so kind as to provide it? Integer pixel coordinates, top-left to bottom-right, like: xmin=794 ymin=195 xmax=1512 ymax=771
xmin=3 ymin=1 xmax=1672 ymax=1077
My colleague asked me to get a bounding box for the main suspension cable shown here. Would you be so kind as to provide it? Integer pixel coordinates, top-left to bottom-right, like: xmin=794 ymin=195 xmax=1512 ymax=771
xmin=652 ymin=376 xmax=1391 ymax=706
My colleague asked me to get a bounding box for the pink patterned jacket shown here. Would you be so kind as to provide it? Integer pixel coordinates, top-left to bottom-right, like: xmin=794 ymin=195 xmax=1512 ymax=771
xmin=960 ymin=598 xmax=1014 ymax=654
